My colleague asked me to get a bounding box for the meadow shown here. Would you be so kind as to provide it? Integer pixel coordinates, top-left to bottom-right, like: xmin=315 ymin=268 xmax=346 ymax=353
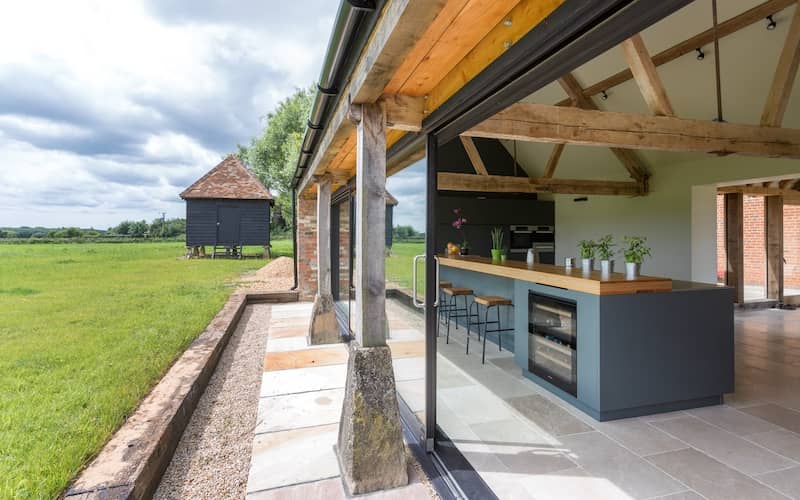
xmin=385 ymin=241 xmax=426 ymax=293
xmin=0 ymin=241 xmax=289 ymax=498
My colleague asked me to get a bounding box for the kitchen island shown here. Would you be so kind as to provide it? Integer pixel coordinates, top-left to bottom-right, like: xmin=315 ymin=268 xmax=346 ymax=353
xmin=439 ymin=255 xmax=735 ymax=421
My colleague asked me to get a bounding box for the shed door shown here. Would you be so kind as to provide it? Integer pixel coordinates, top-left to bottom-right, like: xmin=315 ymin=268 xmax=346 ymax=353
xmin=217 ymin=206 xmax=240 ymax=245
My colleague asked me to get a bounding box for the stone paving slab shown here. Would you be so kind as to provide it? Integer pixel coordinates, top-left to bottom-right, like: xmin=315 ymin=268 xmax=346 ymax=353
xmin=388 ymin=340 xmax=425 ymax=359
xmin=264 ymin=345 xmax=348 ymax=371
xmin=267 ymin=325 xmax=308 ymax=339
xmin=247 ymin=424 xmax=340 ymax=494
xmin=260 ymin=364 xmax=347 ymax=398
xmin=265 ymin=336 xmax=309 ymax=353
xmin=256 ymin=388 xmax=345 ymax=434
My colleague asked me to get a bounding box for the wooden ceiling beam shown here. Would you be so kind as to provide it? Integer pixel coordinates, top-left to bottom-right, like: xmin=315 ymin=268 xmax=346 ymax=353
xmin=558 ymin=73 xmax=648 ymax=184
xmin=761 ymin=5 xmax=800 ymax=127
xmin=543 ymin=143 xmax=565 ymax=178
xmin=464 ymin=102 xmax=800 ymax=159
xmin=459 ymin=136 xmax=489 ymax=175
xmin=718 ymin=185 xmax=800 ymax=196
xmin=619 ymin=34 xmax=675 ymax=116
xmin=438 ymin=172 xmax=642 ymax=195
xmin=557 ymin=0 xmax=796 ymax=105
xmin=379 ymin=94 xmax=425 ymax=132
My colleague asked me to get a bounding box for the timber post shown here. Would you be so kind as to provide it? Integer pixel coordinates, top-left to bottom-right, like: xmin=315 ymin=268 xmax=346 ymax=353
xmin=337 ymin=102 xmax=408 ymax=495
xmin=308 ymin=174 xmax=339 ymax=345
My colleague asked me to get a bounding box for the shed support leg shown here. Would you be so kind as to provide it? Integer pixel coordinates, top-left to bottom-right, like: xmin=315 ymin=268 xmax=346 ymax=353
xmin=309 ymin=174 xmax=339 ymax=345
xmin=337 ymin=103 xmax=407 ymax=495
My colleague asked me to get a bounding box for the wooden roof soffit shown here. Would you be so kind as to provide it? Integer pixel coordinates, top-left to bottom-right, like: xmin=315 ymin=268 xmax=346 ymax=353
xmin=297 ymin=0 xmax=447 ymax=196
xmin=619 ymin=34 xmax=674 ymax=117
xmin=464 ymin=102 xmax=800 ymax=159
xmin=557 ymin=0 xmax=798 ymax=105
xmin=557 ymin=73 xmax=649 ymax=189
xmin=761 ymin=5 xmax=800 ymax=127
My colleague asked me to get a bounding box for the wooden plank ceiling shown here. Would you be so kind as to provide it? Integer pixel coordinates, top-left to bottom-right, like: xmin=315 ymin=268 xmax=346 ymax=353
xmin=322 ymin=0 xmax=563 ymax=189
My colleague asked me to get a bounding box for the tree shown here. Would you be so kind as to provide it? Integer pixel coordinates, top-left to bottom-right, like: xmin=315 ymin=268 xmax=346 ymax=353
xmin=113 ymin=220 xmax=132 ymax=235
xmin=247 ymin=86 xmax=314 ymax=228
xmin=129 ymin=220 xmax=148 ymax=238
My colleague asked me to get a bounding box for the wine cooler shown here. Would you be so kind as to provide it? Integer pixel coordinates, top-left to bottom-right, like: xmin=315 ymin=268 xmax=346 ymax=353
xmin=528 ymin=292 xmax=578 ymax=396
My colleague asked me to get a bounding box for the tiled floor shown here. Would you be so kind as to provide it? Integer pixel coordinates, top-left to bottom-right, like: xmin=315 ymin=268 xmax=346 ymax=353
xmin=245 ymin=302 xmax=432 ymax=499
xmin=432 ymin=306 xmax=800 ymax=499
xmin=247 ymin=300 xmax=800 ymax=499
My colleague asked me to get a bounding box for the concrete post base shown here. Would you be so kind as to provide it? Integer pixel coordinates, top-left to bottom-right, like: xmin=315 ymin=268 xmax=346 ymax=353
xmin=337 ymin=343 xmax=408 ymax=495
xmin=308 ymin=293 xmax=339 ymax=345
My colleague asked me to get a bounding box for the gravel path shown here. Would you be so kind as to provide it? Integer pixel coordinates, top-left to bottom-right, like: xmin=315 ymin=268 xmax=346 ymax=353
xmin=154 ymin=304 xmax=269 ymax=500
xmin=154 ymin=258 xmax=294 ymax=499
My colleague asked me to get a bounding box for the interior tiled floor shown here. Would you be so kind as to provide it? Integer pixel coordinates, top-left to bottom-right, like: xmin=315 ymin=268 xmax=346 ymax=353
xmin=429 ymin=305 xmax=800 ymax=500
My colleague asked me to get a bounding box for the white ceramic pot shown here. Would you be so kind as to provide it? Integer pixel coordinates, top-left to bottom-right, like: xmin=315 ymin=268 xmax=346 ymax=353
xmin=600 ymin=259 xmax=614 ymax=275
xmin=526 ymin=248 xmax=535 ymax=265
xmin=626 ymin=261 xmax=641 ymax=279
xmin=581 ymin=258 xmax=594 ymax=273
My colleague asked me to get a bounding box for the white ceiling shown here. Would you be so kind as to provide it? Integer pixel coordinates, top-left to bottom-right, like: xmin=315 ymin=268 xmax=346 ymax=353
xmin=505 ymin=0 xmax=800 ymax=182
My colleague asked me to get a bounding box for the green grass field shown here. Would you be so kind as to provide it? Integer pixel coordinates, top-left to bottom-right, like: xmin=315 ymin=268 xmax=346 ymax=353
xmin=385 ymin=241 xmax=425 ymax=293
xmin=0 ymin=241 xmax=290 ymax=499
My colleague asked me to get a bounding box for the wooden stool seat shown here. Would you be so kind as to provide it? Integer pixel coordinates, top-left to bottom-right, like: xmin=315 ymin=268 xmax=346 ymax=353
xmin=439 ymin=281 xmax=453 ymax=288
xmin=443 ymin=287 xmax=473 ymax=296
xmin=474 ymin=296 xmax=513 ymax=307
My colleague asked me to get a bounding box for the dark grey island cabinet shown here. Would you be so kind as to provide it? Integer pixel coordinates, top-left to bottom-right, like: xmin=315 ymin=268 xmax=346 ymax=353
xmin=440 ymin=255 xmax=735 ymax=421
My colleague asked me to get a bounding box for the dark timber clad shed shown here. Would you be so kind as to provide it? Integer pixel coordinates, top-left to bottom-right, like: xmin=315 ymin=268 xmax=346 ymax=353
xmin=180 ymin=155 xmax=273 ymax=250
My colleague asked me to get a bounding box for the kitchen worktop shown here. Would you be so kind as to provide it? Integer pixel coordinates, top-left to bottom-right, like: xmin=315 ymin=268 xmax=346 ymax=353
xmin=438 ymin=254 xmax=672 ymax=295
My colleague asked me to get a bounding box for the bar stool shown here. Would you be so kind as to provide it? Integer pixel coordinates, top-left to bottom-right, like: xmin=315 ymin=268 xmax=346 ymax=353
xmin=436 ymin=281 xmax=453 ymax=337
xmin=468 ymin=295 xmax=514 ymax=364
xmin=443 ymin=286 xmax=478 ymax=344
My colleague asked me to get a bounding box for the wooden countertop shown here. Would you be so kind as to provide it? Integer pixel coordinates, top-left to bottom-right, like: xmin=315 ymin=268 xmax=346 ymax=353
xmin=439 ymin=255 xmax=672 ymax=295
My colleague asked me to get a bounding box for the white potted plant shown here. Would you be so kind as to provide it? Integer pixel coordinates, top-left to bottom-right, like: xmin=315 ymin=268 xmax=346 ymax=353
xmin=578 ymin=239 xmax=596 ymax=273
xmin=596 ymin=234 xmax=616 ymax=276
xmin=623 ymin=236 xmax=652 ymax=278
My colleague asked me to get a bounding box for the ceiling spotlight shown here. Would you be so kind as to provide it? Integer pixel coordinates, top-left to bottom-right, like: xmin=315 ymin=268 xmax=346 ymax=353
xmin=600 ymin=90 xmax=609 ymax=101
xmin=766 ymin=15 xmax=777 ymax=30
xmin=503 ymin=18 xmax=513 ymax=27
xmin=695 ymin=48 xmax=704 ymax=60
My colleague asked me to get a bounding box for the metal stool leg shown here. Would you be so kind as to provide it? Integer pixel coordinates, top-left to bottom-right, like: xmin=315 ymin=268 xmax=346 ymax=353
xmin=446 ymin=295 xmax=456 ymax=344
xmin=497 ymin=305 xmax=502 ymax=352
xmin=482 ymin=305 xmax=491 ymax=364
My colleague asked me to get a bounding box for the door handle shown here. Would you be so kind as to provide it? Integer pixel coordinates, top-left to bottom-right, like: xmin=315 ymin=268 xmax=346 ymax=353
xmin=412 ymin=254 xmax=424 ymax=308
xmin=434 ymin=255 xmax=440 ymax=307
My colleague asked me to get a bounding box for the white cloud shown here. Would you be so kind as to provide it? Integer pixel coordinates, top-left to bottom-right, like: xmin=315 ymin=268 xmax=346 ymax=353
xmin=0 ymin=0 xmax=336 ymax=227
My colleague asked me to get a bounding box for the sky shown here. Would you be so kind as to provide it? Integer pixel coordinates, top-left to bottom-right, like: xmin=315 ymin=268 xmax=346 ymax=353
xmin=0 ymin=0 xmax=339 ymax=229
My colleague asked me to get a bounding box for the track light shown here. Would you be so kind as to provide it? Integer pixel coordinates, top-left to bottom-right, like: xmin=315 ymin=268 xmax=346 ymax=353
xmin=600 ymin=90 xmax=609 ymax=101
xmin=766 ymin=15 xmax=777 ymax=30
xmin=695 ymin=48 xmax=704 ymax=60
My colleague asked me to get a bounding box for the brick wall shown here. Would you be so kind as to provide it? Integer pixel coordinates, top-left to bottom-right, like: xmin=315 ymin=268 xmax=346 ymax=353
xmin=743 ymin=196 xmax=766 ymax=286
xmin=716 ymin=195 xmax=800 ymax=289
xmin=785 ymin=204 xmax=800 ymax=290
xmin=297 ymin=196 xmax=318 ymax=301
xmin=337 ymin=200 xmax=351 ymax=302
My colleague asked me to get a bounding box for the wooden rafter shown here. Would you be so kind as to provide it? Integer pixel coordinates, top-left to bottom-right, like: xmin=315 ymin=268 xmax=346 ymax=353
xmin=437 ymin=172 xmax=642 ymax=195
xmin=620 ymin=34 xmax=674 ymax=116
xmin=558 ymin=73 xmax=648 ymax=184
xmin=543 ymin=143 xmax=565 ymax=178
xmin=557 ymin=0 xmax=797 ymax=105
xmin=761 ymin=5 xmax=800 ymax=127
xmin=464 ymin=102 xmax=800 ymax=159
xmin=718 ymin=185 xmax=800 ymax=197
xmin=378 ymin=94 xmax=425 ymax=132
xmin=459 ymin=136 xmax=489 ymax=175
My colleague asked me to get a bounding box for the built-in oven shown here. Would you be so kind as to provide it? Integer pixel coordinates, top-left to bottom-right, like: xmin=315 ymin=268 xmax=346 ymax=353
xmin=510 ymin=225 xmax=555 ymax=263
xmin=528 ymin=292 xmax=577 ymax=396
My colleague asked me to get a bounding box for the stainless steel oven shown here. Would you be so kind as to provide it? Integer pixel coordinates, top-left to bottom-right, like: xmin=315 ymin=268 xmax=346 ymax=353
xmin=510 ymin=225 xmax=555 ymax=263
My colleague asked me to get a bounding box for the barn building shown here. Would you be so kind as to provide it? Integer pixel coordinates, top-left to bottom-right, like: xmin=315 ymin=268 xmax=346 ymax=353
xmin=180 ymin=155 xmax=273 ymax=258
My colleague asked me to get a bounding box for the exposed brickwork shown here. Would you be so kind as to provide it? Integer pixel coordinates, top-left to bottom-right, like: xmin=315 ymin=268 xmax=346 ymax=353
xmin=336 ymin=200 xmax=351 ymax=301
xmin=716 ymin=195 xmax=800 ymax=288
xmin=297 ymin=197 xmax=318 ymax=301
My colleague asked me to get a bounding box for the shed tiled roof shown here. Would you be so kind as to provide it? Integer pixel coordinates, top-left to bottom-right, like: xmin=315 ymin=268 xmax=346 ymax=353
xmin=180 ymin=155 xmax=273 ymax=200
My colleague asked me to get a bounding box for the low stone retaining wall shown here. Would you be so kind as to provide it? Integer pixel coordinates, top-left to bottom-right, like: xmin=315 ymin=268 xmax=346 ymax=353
xmin=64 ymin=290 xmax=298 ymax=500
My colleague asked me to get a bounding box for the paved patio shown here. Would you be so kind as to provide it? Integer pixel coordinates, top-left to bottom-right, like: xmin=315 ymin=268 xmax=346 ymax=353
xmin=244 ymin=301 xmax=432 ymax=499
xmin=245 ymin=298 xmax=800 ymax=499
